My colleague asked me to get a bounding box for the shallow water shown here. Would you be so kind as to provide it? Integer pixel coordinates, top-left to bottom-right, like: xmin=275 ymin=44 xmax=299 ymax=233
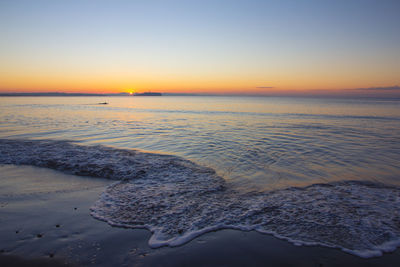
xmin=1 ymin=96 xmax=400 ymax=257
xmin=1 ymin=96 xmax=399 ymax=191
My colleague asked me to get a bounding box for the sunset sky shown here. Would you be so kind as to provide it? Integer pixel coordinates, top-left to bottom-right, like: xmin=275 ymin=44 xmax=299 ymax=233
xmin=0 ymin=0 xmax=399 ymax=95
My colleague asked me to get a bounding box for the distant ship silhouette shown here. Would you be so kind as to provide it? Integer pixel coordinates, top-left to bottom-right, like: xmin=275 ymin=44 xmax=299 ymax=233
xmin=133 ymin=92 xmax=162 ymax=96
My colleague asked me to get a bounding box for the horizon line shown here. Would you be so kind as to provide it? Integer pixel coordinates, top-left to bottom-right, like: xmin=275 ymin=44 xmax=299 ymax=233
xmin=1 ymin=90 xmax=400 ymax=98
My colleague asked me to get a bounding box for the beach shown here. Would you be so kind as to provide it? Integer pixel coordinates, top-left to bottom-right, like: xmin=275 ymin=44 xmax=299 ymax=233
xmin=0 ymin=96 xmax=400 ymax=266
xmin=1 ymin=164 xmax=400 ymax=266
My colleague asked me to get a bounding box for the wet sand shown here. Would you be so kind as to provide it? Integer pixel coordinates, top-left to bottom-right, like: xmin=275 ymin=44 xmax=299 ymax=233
xmin=1 ymin=164 xmax=400 ymax=266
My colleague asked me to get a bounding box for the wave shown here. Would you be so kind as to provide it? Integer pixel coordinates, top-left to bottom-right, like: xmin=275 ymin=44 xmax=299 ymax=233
xmin=1 ymin=139 xmax=400 ymax=258
xmin=0 ymin=139 xmax=213 ymax=181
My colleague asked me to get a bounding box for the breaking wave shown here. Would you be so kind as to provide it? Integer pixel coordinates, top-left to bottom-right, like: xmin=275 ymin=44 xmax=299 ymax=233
xmin=1 ymin=139 xmax=400 ymax=258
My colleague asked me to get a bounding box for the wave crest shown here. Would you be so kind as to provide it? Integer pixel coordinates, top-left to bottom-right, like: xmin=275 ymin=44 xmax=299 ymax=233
xmin=0 ymin=139 xmax=216 ymax=181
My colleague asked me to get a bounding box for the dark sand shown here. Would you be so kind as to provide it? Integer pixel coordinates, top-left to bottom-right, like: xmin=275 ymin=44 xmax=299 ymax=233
xmin=1 ymin=164 xmax=400 ymax=266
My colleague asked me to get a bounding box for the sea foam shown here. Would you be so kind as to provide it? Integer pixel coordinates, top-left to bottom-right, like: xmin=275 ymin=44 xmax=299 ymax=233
xmin=1 ymin=139 xmax=400 ymax=258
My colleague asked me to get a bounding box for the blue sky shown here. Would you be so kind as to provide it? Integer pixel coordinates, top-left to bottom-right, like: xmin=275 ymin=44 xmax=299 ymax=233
xmin=0 ymin=0 xmax=399 ymax=93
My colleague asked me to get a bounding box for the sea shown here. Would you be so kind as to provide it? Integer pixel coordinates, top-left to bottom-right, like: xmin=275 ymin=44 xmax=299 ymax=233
xmin=1 ymin=95 xmax=400 ymax=257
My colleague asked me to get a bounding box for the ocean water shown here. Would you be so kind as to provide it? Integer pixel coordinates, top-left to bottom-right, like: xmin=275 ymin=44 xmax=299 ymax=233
xmin=1 ymin=96 xmax=400 ymax=257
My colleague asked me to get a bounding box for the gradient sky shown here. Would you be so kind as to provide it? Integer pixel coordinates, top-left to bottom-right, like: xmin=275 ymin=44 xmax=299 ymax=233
xmin=0 ymin=0 xmax=399 ymax=94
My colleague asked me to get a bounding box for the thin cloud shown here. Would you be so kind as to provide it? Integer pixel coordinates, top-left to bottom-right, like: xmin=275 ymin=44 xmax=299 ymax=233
xmin=256 ymin=86 xmax=275 ymax=89
xmin=351 ymin=85 xmax=400 ymax=91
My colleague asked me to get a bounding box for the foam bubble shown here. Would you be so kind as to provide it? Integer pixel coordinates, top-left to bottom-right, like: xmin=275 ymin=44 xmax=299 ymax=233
xmin=92 ymin=177 xmax=400 ymax=258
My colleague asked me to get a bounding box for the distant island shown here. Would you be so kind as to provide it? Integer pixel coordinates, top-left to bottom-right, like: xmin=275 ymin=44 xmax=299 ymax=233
xmin=133 ymin=92 xmax=162 ymax=96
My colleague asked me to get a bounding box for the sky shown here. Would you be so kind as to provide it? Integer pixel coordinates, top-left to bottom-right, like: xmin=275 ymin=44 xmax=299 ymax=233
xmin=0 ymin=0 xmax=399 ymax=95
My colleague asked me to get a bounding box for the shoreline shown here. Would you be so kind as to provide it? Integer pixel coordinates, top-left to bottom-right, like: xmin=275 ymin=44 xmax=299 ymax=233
xmin=1 ymin=165 xmax=400 ymax=266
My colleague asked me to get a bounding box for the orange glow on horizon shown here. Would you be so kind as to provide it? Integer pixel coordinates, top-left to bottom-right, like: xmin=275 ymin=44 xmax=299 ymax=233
xmin=0 ymin=69 xmax=398 ymax=96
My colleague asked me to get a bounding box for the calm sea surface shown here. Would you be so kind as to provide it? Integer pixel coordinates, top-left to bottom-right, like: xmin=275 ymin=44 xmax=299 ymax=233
xmin=1 ymin=96 xmax=399 ymax=191
xmin=2 ymin=95 xmax=400 ymax=256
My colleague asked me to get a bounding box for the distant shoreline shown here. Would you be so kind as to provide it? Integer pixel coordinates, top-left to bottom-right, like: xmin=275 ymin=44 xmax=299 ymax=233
xmin=0 ymin=92 xmax=127 ymax=97
xmin=0 ymin=92 xmax=399 ymax=99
